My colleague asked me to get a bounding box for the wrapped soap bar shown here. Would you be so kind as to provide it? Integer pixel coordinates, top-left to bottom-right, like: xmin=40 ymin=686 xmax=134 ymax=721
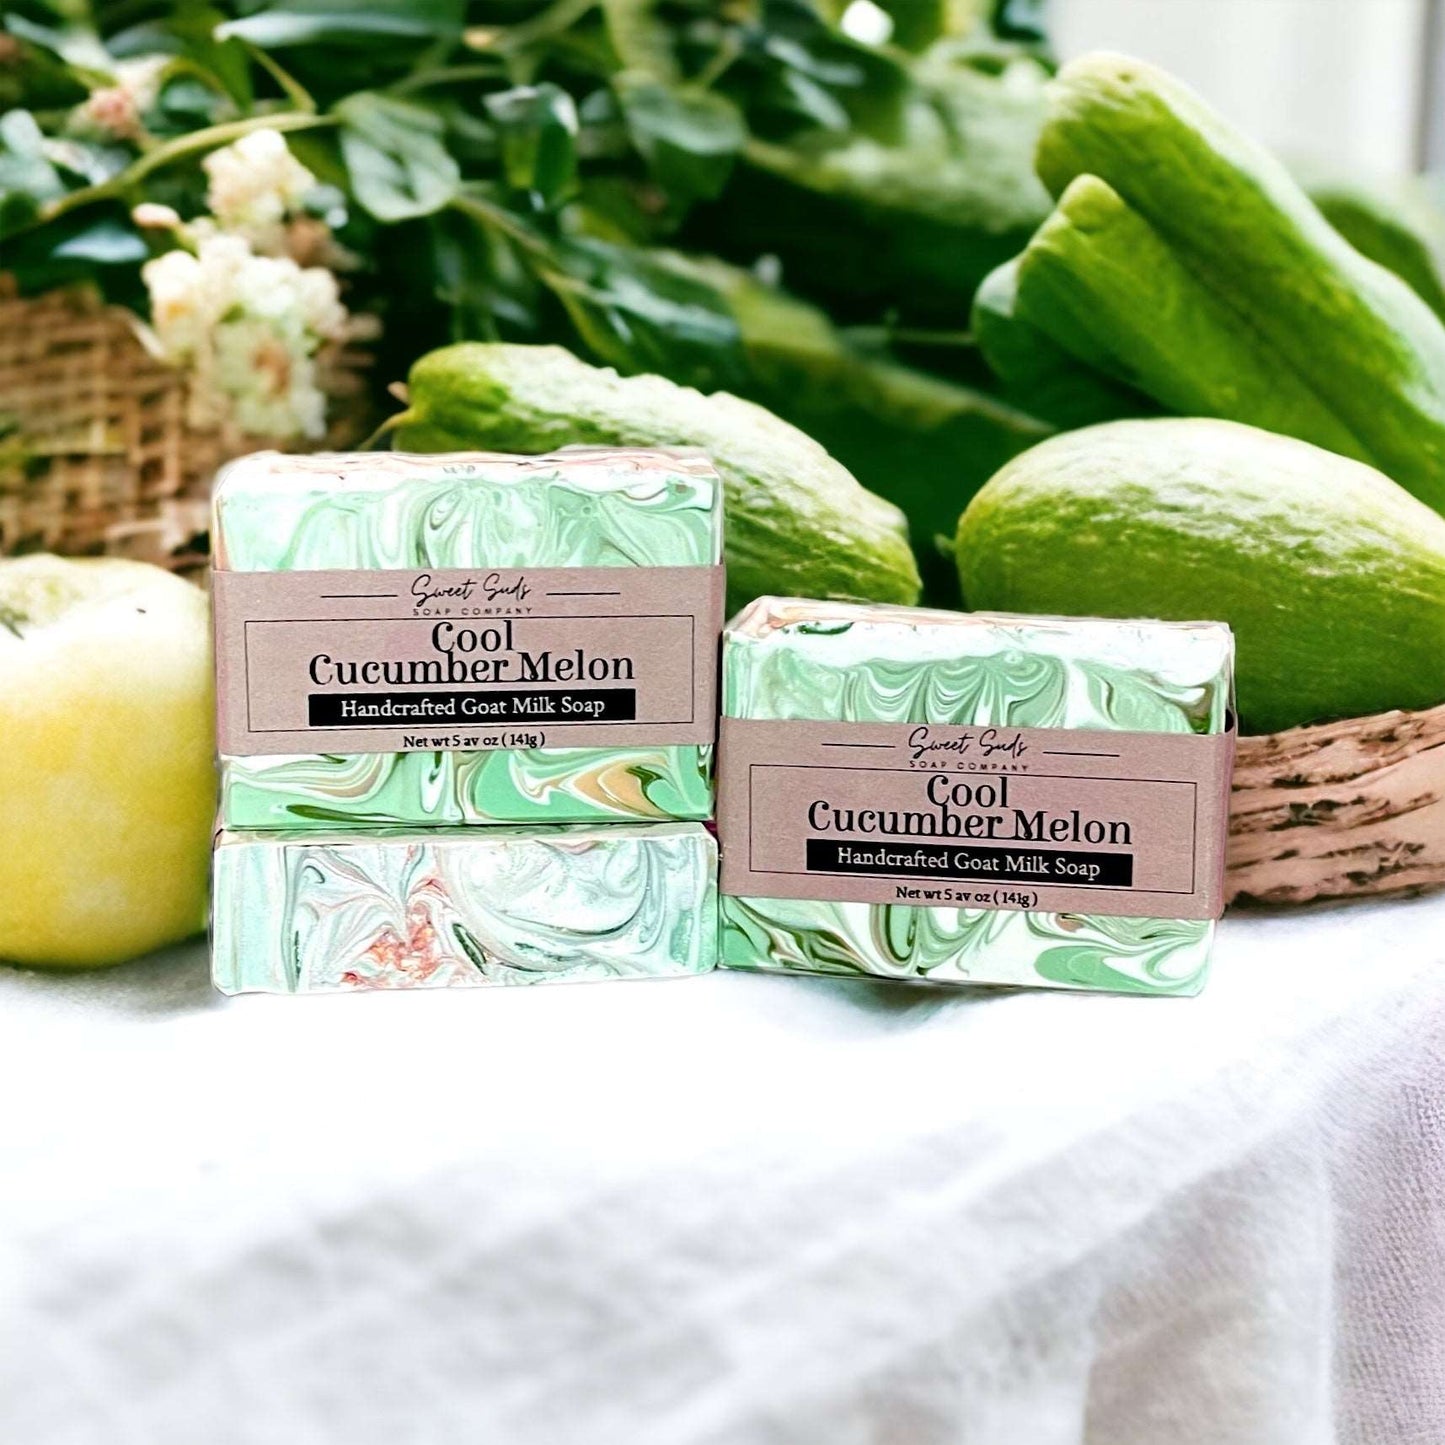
xmin=212 ymin=448 xmax=723 ymax=828
xmin=212 ymin=822 xmax=718 ymax=994
xmin=717 ymin=599 xmax=1235 ymax=995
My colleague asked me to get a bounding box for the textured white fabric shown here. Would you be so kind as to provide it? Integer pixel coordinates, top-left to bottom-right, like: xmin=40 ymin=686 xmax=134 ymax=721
xmin=2 ymin=895 xmax=1443 ymax=1445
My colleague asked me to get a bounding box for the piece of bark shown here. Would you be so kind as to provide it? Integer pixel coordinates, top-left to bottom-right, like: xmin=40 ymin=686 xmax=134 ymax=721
xmin=1227 ymin=701 xmax=1445 ymax=906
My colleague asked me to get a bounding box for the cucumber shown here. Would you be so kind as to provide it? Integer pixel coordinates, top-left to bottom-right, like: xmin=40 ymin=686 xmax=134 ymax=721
xmin=1037 ymin=52 xmax=1445 ymax=514
xmin=1297 ymin=163 xmax=1445 ymax=322
xmin=971 ymin=255 xmax=1152 ymax=429
xmin=1013 ymin=175 xmax=1372 ymax=463
xmin=392 ymin=342 xmax=922 ymax=613
xmin=956 ymin=417 xmax=1445 ymax=733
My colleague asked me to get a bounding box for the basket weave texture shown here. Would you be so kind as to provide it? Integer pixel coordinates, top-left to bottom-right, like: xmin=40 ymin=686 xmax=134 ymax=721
xmin=0 ymin=279 xmax=367 ymax=577
xmin=1227 ymin=701 xmax=1445 ymax=905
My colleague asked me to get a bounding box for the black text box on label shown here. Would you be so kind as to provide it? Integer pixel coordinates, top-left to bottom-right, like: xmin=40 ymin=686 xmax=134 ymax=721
xmin=307 ymin=688 xmax=637 ymax=728
xmin=804 ymin=838 xmax=1135 ymax=887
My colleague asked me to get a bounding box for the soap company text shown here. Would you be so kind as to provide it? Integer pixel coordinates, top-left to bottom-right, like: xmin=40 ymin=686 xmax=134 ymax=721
xmin=409 ymin=570 xmax=534 ymax=614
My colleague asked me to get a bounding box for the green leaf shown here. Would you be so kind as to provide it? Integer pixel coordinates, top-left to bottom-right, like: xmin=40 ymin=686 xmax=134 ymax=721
xmin=1 ymin=204 xmax=149 ymax=296
xmin=601 ymin=0 xmax=680 ymax=81
xmin=767 ymin=68 xmax=852 ymax=134
xmin=0 ymin=22 xmax=88 ymax=111
xmin=336 ymin=92 xmax=460 ymax=222
xmin=713 ymin=53 xmax=1052 ymax=322
xmin=754 ymin=20 xmax=913 ymax=141
xmin=3 ymin=12 xmax=113 ymax=76
xmin=877 ymin=0 xmax=950 ymax=51
xmin=992 ymin=0 xmax=1050 ymax=47
xmin=216 ymin=0 xmax=464 ymax=49
xmin=761 ymin=33 xmax=870 ymax=89
xmin=536 ymin=234 xmax=750 ymax=392
xmin=430 ymin=96 xmax=500 ymax=166
xmin=483 ymin=84 xmax=578 ymax=210
xmin=428 ymin=207 xmax=542 ymax=340
xmin=154 ymin=73 xmax=229 ymax=131
xmin=615 ymin=78 xmax=744 ymax=203
xmin=49 ymin=215 xmax=149 ymax=264
xmin=0 ymin=110 xmax=66 ymax=239
xmin=48 ymin=139 xmax=131 ymax=189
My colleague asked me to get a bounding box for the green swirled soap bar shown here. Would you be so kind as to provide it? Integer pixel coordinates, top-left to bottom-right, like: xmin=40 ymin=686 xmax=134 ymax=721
xmin=717 ymin=599 xmax=1235 ymax=996
xmin=212 ymin=448 xmax=723 ymax=828
xmin=212 ymin=822 xmax=718 ymax=994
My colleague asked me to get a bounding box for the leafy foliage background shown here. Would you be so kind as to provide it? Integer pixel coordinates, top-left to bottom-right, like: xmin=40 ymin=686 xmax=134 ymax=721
xmin=2 ymin=0 xmax=1058 ymax=593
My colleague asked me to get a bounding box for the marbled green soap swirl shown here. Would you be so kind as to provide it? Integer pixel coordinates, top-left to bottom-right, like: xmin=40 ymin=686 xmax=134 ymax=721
xmin=720 ymin=599 xmax=1233 ymax=996
xmin=723 ymin=600 xmax=1230 ymax=735
xmin=214 ymin=449 xmax=720 ymax=828
xmin=720 ymin=896 xmax=1210 ymax=995
xmin=221 ymin=745 xmax=713 ymax=828
xmin=212 ymin=822 xmax=717 ymax=993
xmin=213 ymin=448 xmax=721 ymax=573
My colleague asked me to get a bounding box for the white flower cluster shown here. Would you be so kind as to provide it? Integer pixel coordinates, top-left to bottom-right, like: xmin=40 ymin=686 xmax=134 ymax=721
xmin=142 ymin=133 xmax=354 ymax=440
xmin=202 ymin=128 xmax=318 ymax=254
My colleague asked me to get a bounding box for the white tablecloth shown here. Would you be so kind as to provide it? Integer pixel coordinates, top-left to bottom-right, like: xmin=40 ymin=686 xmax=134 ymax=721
xmin=3 ymin=895 xmax=1443 ymax=1445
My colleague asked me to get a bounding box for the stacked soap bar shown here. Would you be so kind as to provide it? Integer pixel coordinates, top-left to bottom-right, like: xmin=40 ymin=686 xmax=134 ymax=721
xmin=213 ymin=823 xmax=718 ymax=994
xmin=718 ymin=599 xmax=1235 ymax=996
xmin=209 ymin=447 xmax=725 ymax=997
xmin=212 ymin=447 xmax=722 ymax=828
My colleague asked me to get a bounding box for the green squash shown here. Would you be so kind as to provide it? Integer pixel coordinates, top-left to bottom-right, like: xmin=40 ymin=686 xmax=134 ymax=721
xmin=393 ymin=342 xmax=922 ymax=614
xmin=956 ymin=417 xmax=1445 ymax=733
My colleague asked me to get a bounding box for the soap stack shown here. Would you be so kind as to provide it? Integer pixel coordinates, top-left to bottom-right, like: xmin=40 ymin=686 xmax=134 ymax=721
xmin=210 ymin=449 xmax=724 ymax=993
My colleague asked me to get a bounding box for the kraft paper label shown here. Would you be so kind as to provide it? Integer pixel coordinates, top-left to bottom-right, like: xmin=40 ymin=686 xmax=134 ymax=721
xmin=717 ymin=717 xmax=1236 ymax=921
xmin=214 ymin=564 xmax=724 ymax=756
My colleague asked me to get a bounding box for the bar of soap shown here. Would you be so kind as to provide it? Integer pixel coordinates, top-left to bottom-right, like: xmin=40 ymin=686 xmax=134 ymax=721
xmin=213 ymin=448 xmax=722 ymax=828
xmin=718 ymin=599 xmax=1235 ymax=995
xmin=212 ymin=822 xmax=718 ymax=994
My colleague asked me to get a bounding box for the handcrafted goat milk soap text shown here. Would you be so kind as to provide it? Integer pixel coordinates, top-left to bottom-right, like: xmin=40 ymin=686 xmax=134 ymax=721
xmin=212 ymin=449 xmax=723 ymax=827
xmin=212 ymin=822 xmax=718 ymax=994
xmin=717 ymin=600 xmax=1235 ymax=995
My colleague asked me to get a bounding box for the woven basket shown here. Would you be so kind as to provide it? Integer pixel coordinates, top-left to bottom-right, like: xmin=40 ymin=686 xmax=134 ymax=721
xmin=1227 ymin=701 xmax=1445 ymax=905
xmin=0 ymin=279 xmax=370 ymax=578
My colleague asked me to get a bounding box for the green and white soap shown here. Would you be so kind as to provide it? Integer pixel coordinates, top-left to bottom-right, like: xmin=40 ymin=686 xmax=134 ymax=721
xmin=212 ymin=822 xmax=718 ymax=993
xmin=717 ymin=599 xmax=1235 ymax=996
xmin=212 ymin=448 xmax=724 ymax=828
